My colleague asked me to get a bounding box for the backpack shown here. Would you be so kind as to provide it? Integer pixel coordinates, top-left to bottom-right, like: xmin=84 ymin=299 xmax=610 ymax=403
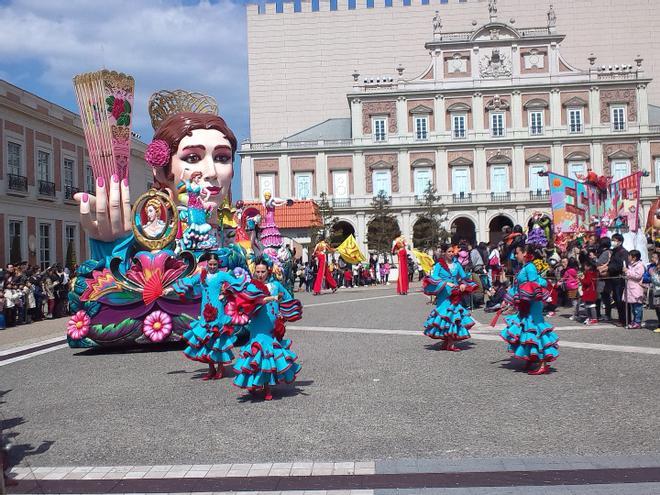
xmin=597 ymin=251 xmax=611 ymax=276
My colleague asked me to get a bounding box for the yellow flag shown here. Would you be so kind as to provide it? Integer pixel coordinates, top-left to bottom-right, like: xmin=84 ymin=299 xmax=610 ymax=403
xmin=337 ymin=234 xmax=366 ymax=264
xmin=413 ymin=249 xmax=434 ymax=274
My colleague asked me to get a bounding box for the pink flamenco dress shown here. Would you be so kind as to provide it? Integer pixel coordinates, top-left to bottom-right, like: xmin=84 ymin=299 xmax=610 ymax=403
xmin=259 ymin=198 xmax=284 ymax=248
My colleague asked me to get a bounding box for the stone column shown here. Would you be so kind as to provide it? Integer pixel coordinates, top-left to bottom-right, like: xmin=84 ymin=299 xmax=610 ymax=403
xmin=511 ymin=45 xmax=521 ymax=77
xmin=351 ymin=98 xmax=363 ymax=139
xmin=513 ymin=144 xmax=525 ymax=191
xmin=511 ymin=90 xmax=523 ymax=137
xmin=550 ymin=88 xmax=562 ymax=131
xmin=316 ymin=151 xmax=328 ymax=196
xmin=477 ymin=207 xmax=488 ymax=243
xmin=640 ymin=139 xmax=651 ymax=182
xmin=549 ymin=42 xmax=559 ymax=74
xmin=474 ymin=146 xmax=487 ymax=192
xmin=434 ymin=94 xmax=446 ymax=134
xmin=353 ymin=151 xmax=366 ymax=196
xmin=396 ymin=96 xmax=408 ymax=137
xmin=551 ymin=142 xmax=563 ymax=174
xmin=591 ymin=142 xmax=603 ymax=174
xmin=638 ymin=83 xmax=649 ymax=131
xmin=516 ymin=205 xmax=527 ymax=226
xmin=279 ymin=153 xmax=290 ymax=197
xmin=356 ymin=210 xmax=367 ymax=251
xmin=240 ymin=155 xmax=254 ymax=200
xmin=401 ymin=209 xmax=412 ymax=241
xmin=398 ymin=149 xmax=410 ymax=195
xmin=472 ymin=92 xmax=484 ymax=135
xmin=436 ymin=148 xmax=449 ymax=194
xmin=589 ymin=86 xmax=601 ymax=129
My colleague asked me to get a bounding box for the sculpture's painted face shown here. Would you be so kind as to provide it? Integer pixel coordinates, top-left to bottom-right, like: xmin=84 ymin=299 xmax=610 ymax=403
xmin=146 ymin=205 xmax=157 ymax=221
xmin=172 ymin=129 xmax=233 ymax=202
xmin=264 ymin=191 xmax=272 ymax=201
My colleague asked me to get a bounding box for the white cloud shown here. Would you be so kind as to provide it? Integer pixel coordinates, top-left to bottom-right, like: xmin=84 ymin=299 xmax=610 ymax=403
xmin=0 ymin=0 xmax=249 ymax=142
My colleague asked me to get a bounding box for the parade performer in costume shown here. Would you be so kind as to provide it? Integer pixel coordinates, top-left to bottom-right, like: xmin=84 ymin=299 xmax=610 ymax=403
xmin=233 ymin=255 xmax=302 ymax=400
xmin=178 ymin=169 xmax=217 ymax=250
xmin=259 ymin=192 xmax=291 ymax=248
xmin=392 ymin=235 xmax=409 ymax=295
xmin=422 ymin=244 xmax=477 ymax=351
xmin=165 ymin=253 xmax=247 ymax=379
xmin=312 ymin=236 xmax=337 ymax=295
xmin=499 ymin=245 xmax=559 ymax=374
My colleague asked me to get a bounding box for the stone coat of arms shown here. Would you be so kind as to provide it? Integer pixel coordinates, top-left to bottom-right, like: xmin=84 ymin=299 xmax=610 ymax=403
xmin=480 ymin=49 xmax=512 ymax=78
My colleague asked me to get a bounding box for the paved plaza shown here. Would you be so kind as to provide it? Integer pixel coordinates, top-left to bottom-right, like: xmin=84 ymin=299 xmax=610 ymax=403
xmin=1 ymin=283 xmax=660 ymax=494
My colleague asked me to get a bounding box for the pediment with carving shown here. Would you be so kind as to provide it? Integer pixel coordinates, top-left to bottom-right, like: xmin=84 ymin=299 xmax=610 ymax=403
xmin=471 ymin=23 xmax=520 ymax=42
xmin=447 ymin=102 xmax=472 ymax=112
xmin=526 ymin=153 xmax=551 ymax=163
xmin=523 ymin=98 xmax=549 ymax=109
xmin=409 ymin=104 xmax=433 ymax=114
xmin=448 ymin=156 xmax=473 ymax=167
xmin=565 ymin=151 xmax=590 ymax=161
xmin=485 ymin=95 xmax=510 ymax=111
xmin=562 ymin=96 xmax=588 ymax=107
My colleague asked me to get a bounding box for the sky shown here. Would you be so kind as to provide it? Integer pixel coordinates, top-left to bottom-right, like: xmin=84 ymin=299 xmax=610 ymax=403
xmin=0 ymin=0 xmax=251 ymax=196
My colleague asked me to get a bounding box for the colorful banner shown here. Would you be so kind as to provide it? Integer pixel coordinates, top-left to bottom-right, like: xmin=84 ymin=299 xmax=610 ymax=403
xmin=337 ymin=234 xmax=366 ymax=264
xmin=548 ymin=171 xmax=643 ymax=233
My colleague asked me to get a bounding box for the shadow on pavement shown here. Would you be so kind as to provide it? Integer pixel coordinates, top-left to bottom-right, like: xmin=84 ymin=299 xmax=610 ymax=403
xmin=236 ymin=379 xmax=314 ymax=403
xmin=72 ymin=341 xmax=185 ymax=356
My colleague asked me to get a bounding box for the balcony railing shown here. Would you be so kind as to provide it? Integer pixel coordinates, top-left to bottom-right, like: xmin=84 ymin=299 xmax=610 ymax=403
xmin=529 ymin=190 xmax=551 ymax=200
xmin=373 ymin=194 xmax=392 ymax=204
xmin=332 ymin=198 xmax=351 ymax=208
xmin=453 ymin=192 xmax=472 ymax=204
xmin=568 ymin=124 xmax=583 ymax=134
xmin=491 ymin=192 xmax=511 ymax=202
xmin=38 ymin=180 xmax=56 ymax=197
xmin=8 ymin=173 xmax=28 ymax=192
xmin=64 ymin=185 xmax=79 ymax=200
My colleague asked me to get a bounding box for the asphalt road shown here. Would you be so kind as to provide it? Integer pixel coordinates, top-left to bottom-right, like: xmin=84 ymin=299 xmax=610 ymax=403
xmin=1 ymin=283 xmax=659 ymax=467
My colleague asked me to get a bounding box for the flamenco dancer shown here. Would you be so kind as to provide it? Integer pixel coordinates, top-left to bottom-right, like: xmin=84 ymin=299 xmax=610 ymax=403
xmin=422 ymin=244 xmax=477 ymax=351
xmin=260 ymin=191 xmax=292 ymax=248
xmin=233 ymin=255 xmax=302 ymax=400
xmin=392 ymin=235 xmax=409 ymax=295
xmin=166 ymin=253 xmax=245 ymax=380
xmin=179 ymin=169 xmax=217 ymax=250
xmin=312 ymin=236 xmax=337 ymax=295
xmin=499 ymin=245 xmax=559 ymax=375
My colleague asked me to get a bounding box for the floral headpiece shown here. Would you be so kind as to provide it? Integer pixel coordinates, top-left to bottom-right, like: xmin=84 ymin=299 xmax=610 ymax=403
xmin=144 ymin=139 xmax=170 ymax=168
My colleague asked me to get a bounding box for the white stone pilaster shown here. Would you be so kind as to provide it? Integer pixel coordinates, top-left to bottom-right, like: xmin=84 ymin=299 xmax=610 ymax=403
xmin=640 ymin=139 xmax=651 ymax=179
xmin=398 ymin=149 xmax=410 ymax=195
xmin=591 ymin=142 xmax=603 ymax=174
xmin=513 ymin=144 xmax=525 ymax=190
xmin=475 ymin=146 xmax=487 ymax=191
xmin=589 ymin=86 xmax=601 ymax=128
xmin=516 ymin=205 xmax=527 ymax=225
xmin=316 ymin=151 xmax=328 ymax=196
xmin=551 ymin=142 xmax=563 ymax=174
xmin=549 ymin=42 xmax=559 ymax=75
xmin=471 ymin=47 xmax=480 ymax=80
xmin=550 ymin=88 xmax=562 ymax=131
xmin=436 ymin=149 xmax=448 ymax=193
xmin=351 ymin=99 xmax=363 ymax=139
xmin=477 ymin=207 xmax=488 ymax=243
xmin=638 ymin=83 xmax=649 ymax=130
xmin=434 ymin=95 xmax=446 ymax=134
xmin=472 ymin=93 xmax=484 ymax=134
xmin=354 ymin=151 xmax=366 ymax=196
xmin=240 ymin=155 xmax=254 ymax=200
xmin=279 ymin=153 xmax=290 ymax=197
xmin=401 ymin=209 xmax=412 ymax=242
xmin=511 ymin=90 xmax=523 ymax=135
xmin=356 ymin=211 xmax=367 ymax=251
xmin=396 ymin=96 xmax=408 ymax=136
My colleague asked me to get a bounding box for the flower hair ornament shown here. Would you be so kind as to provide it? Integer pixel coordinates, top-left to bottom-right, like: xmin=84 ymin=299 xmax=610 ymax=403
xmin=145 ymin=139 xmax=170 ymax=168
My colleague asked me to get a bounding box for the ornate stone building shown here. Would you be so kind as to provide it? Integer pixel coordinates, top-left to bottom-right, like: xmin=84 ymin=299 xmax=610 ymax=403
xmin=240 ymin=5 xmax=660 ymax=250
xmin=0 ymin=80 xmax=150 ymax=267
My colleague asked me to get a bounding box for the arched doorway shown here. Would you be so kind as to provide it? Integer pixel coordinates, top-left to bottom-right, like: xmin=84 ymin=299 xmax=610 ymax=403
xmin=330 ymin=220 xmax=355 ymax=246
xmin=489 ymin=215 xmax=514 ymax=245
xmin=450 ymin=217 xmax=476 ymax=245
xmin=367 ymin=216 xmax=401 ymax=258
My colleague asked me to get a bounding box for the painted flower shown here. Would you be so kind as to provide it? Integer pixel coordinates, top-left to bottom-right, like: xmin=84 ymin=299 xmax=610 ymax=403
xmin=67 ymin=310 xmax=91 ymax=340
xmin=143 ymin=310 xmax=172 ymax=343
xmin=144 ymin=139 xmax=171 ymax=168
xmin=111 ymin=98 xmax=125 ymax=120
xmin=203 ymin=303 xmax=218 ymax=323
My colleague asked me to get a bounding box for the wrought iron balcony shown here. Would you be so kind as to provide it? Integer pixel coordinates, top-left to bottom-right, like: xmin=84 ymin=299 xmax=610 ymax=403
xmin=8 ymin=173 xmax=28 ymax=192
xmin=491 ymin=192 xmax=511 ymax=202
xmin=38 ymin=180 xmax=56 ymax=197
xmin=332 ymin=198 xmax=351 ymax=208
xmin=452 ymin=192 xmax=472 ymax=204
xmin=529 ymin=190 xmax=551 ymax=200
xmin=64 ymin=185 xmax=79 ymax=200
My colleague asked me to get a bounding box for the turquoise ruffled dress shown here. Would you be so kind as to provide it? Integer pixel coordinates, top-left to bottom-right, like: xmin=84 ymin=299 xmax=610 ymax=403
xmin=182 ymin=181 xmax=215 ymax=250
xmin=422 ymin=260 xmax=476 ymax=342
xmin=172 ymin=270 xmax=246 ymax=364
xmin=233 ymin=279 xmax=302 ymax=390
xmin=500 ymin=262 xmax=559 ymax=362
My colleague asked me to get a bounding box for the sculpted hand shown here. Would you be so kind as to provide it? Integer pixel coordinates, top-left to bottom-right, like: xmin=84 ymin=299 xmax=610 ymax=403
xmin=74 ymin=175 xmax=132 ymax=242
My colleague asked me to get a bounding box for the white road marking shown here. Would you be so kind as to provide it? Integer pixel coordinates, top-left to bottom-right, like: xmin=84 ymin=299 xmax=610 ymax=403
xmin=288 ymin=325 xmax=660 ymax=355
xmin=304 ymin=292 xmax=424 ymax=308
xmin=0 ymin=343 xmax=69 ymax=367
xmin=0 ymin=336 xmax=65 ymax=357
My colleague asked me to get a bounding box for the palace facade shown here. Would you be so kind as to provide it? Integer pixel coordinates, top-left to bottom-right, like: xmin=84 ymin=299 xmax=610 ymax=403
xmin=240 ymin=5 xmax=660 ymax=250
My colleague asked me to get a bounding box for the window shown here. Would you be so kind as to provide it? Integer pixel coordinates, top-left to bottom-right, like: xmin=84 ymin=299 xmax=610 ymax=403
xmin=65 ymin=224 xmax=77 ymax=260
xmin=611 ymin=106 xmax=626 ymax=131
xmin=612 ymin=160 xmax=630 ymax=181
xmin=294 ymin=172 xmax=312 ymax=199
xmin=348 ymin=0 xmax=356 ymax=9
xmin=452 ymin=167 xmax=470 ymax=194
xmin=413 ymin=168 xmax=432 ymax=197
xmin=64 ymin=158 xmax=75 ymax=188
xmin=85 ymin=162 xmax=94 ymax=192
xmin=8 ymin=219 xmax=24 ymax=264
xmin=414 ymin=116 xmax=428 ymax=140
xmin=39 ymin=222 xmax=51 ymax=270
xmin=529 ymin=164 xmax=549 ymax=192
xmin=529 ymin=111 xmax=544 ymax=136
xmin=332 ymin=171 xmax=349 ymax=199
xmin=8 ymin=142 xmax=22 ymax=176
xmin=490 ymin=112 xmax=505 ymax=137
xmin=568 ymin=162 xmax=586 ymax=180
xmin=372 ymin=169 xmax=391 ymax=196
xmin=452 ymin=114 xmax=467 ymax=139
xmin=37 ymin=150 xmax=51 ymax=182
xmin=258 ymin=173 xmax=276 ymax=197
xmin=373 ymin=118 xmax=387 ymax=142
xmin=490 ymin=166 xmax=508 ymax=192
xmin=568 ymin=108 xmax=583 ymax=133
